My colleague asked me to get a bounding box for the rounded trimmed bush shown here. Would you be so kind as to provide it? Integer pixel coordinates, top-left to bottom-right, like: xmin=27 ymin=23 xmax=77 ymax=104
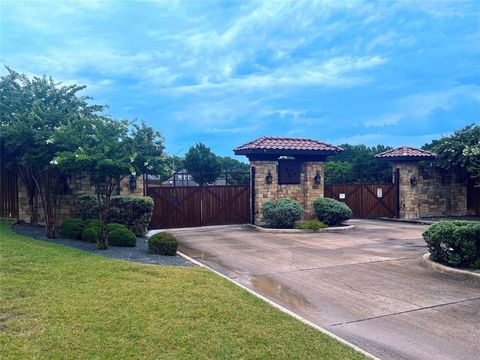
xmin=108 ymin=228 xmax=137 ymax=247
xmin=107 ymin=223 xmax=128 ymax=233
xmin=423 ymin=220 xmax=480 ymax=268
xmin=85 ymin=219 xmax=102 ymax=229
xmin=313 ymin=198 xmax=352 ymax=226
xmin=261 ymin=198 xmax=304 ymax=229
xmin=81 ymin=226 xmax=100 ymax=243
xmin=59 ymin=219 xmax=85 ymax=239
xmin=148 ymin=232 xmax=178 ymax=256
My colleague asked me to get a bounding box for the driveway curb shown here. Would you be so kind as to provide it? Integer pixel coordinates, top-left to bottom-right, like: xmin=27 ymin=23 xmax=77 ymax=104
xmin=247 ymin=224 xmax=354 ymax=233
xmin=177 ymin=250 xmax=380 ymax=360
xmin=421 ymin=253 xmax=480 ymax=282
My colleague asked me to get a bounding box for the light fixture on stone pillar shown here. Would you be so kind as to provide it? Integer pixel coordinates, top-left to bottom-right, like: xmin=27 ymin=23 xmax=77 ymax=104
xmin=410 ymin=175 xmax=417 ymax=188
xmin=129 ymin=175 xmax=137 ymax=192
xmin=314 ymin=171 xmax=321 ymax=185
xmin=265 ymin=171 xmax=273 ymax=185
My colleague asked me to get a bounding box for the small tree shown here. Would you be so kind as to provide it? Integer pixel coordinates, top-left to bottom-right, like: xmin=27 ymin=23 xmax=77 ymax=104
xmin=184 ymin=143 xmax=221 ymax=184
xmin=423 ymin=124 xmax=480 ymax=186
xmin=55 ymin=117 xmax=165 ymax=249
xmin=0 ymin=67 xmax=104 ymax=236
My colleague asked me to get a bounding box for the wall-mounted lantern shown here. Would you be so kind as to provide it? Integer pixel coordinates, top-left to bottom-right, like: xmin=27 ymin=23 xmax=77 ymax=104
xmin=314 ymin=171 xmax=321 ymax=185
xmin=265 ymin=170 xmax=273 ymax=185
xmin=129 ymin=175 xmax=137 ymax=192
xmin=410 ymin=175 xmax=417 ymax=188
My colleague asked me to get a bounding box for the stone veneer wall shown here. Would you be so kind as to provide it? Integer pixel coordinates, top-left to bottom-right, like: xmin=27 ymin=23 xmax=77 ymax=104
xmin=392 ymin=162 xmax=467 ymax=219
xmin=17 ymin=175 xmax=144 ymax=225
xmin=251 ymin=160 xmax=324 ymax=224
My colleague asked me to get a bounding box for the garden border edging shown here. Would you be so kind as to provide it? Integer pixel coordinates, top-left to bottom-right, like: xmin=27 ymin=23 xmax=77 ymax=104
xmin=247 ymin=224 xmax=354 ymax=233
xmin=421 ymin=253 xmax=480 ymax=281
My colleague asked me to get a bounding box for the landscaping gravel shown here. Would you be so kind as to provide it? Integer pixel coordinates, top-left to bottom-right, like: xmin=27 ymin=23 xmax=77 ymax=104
xmin=14 ymin=223 xmax=193 ymax=267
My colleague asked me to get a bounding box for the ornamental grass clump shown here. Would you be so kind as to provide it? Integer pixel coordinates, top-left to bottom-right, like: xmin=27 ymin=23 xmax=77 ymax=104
xmin=148 ymin=232 xmax=178 ymax=256
xmin=423 ymin=220 xmax=480 ymax=268
xmin=313 ymin=198 xmax=352 ymax=226
xmin=262 ymin=199 xmax=304 ymax=228
xmin=295 ymin=219 xmax=328 ymax=231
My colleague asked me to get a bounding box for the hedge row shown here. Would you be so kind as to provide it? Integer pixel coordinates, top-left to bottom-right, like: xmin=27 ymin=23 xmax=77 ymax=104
xmin=74 ymin=195 xmax=154 ymax=236
xmin=60 ymin=218 xmax=136 ymax=247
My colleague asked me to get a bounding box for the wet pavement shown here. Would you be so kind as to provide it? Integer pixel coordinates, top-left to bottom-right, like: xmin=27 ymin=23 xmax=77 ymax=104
xmin=166 ymin=220 xmax=480 ymax=360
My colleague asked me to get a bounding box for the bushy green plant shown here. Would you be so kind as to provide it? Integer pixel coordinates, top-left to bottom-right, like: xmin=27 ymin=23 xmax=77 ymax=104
xmin=107 ymin=223 xmax=128 ymax=233
xmin=74 ymin=195 xmax=100 ymax=220
xmin=81 ymin=227 xmax=100 ymax=243
xmin=423 ymin=221 xmax=480 ymax=268
xmin=109 ymin=196 xmax=154 ymax=236
xmin=148 ymin=232 xmax=178 ymax=256
xmin=295 ymin=219 xmax=328 ymax=231
xmin=108 ymin=228 xmax=137 ymax=247
xmin=59 ymin=218 xmax=85 ymax=239
xmin=85 ymin=219 xmax=102 ymax=229
xmin=76 ymin=195 xmax=154 ymax=236
xmin=313 ymin=198 xmax=352 ymax=226
xmin=261 ymin=199 xmax=303 ymax=229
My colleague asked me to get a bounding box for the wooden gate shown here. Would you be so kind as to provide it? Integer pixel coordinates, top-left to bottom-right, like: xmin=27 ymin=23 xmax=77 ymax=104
xmin=324 ymin=171 xmax=399 ymax=219
xmin=146 ymin=172 xmax=250 ymax=229
xmin=467 ymin=178 xmax=480 ymax=216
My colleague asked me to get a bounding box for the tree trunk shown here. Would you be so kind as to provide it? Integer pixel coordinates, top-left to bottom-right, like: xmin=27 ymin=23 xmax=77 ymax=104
xmin=29 ymin=191 xmax=39 ymax=225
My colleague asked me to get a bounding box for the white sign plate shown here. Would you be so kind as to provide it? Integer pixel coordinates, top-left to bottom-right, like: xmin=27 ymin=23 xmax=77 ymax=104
xmin=339 ymin=193 xmax=346 ymax=199
xmin=377 ymin=188 xmax=383 ymax=198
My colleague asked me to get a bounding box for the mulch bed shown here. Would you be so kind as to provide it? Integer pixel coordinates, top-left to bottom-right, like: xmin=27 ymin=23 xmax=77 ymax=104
xmin=13 ymin=223 xmax=193 ymax=267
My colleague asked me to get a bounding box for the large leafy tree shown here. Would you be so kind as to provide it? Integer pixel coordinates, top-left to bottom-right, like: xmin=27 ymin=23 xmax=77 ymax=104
xmin=423 ymin=124 xmax=480 ymax=185
xmin=184 ymin=143 xmax=221 ymax=184
xmin=55 ymin=117 xmax=165 ymax=249
xmin=0 ymin=67 xmax=104 ymax=235
xmin=217 ymin=156 xmax=250 ymax=185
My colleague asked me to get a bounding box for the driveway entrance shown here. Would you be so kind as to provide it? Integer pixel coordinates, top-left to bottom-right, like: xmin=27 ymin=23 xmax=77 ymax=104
xmin=169 ymin=220 xmax=480 ymax=360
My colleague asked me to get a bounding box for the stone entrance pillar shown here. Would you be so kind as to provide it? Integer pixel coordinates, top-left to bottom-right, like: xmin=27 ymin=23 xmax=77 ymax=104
xmin=234 ymin=137 xmax=343 ymax=225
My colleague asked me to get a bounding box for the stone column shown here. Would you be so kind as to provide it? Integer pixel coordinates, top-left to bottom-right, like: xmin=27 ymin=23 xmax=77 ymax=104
xmin=303 ymin=161 xmax=325 ymax=219
xmin=392 ymin=161 xmax=419 ymax=219
xmin=251 ymin=160 xmax=325 ymax=224
xmin=251 ymin=160 xmax=278 ymax=224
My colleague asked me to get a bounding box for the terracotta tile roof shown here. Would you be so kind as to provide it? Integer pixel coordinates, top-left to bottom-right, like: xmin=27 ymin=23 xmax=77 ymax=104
xmin=375 ymin=146 xmax=436 ymax=159
xmin=234 ymin=136 xmax=343 ymax=153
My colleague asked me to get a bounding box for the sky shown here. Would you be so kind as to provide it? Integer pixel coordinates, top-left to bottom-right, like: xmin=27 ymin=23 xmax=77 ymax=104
xmin=1 ymin=0 xmax=479 ymax=158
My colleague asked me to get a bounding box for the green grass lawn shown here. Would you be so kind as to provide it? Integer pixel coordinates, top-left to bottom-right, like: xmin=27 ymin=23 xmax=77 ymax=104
xmin=0 ymin=221 xmax=366 ymax=359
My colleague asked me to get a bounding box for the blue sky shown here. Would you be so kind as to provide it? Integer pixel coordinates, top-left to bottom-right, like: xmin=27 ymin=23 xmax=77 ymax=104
xmin=1 ymin=0 xmax=479 ymax=157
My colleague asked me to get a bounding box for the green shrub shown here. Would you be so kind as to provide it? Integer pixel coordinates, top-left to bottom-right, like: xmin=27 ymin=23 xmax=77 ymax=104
xmin=81 ymin=227 xmax=100 ymax=243
xmin=108 ymin=228 xmax=137 ymax=247
xmin=107 ymin=223 xmax=128 ymax=233
xmin=295 ymin=219 xmax=328 ymax=231
xmin=74 ymin=195 xmax=99 ymax=220
xmin=261 ymin=199 xmax=303 ymax=229
xmin=109 ymin=196 xmax=154 ymax=236
xmin=423 ymin=221 xmax=480 ymax=268
xmin=75 ymin=195 xmax=154 ymax=236
xmin=148 ymin=232 xmax=178 ymax=256
xmin=85 ymin=219 xmax=102 ymax=229
xmin=313 ymin=198 xmax=352 ymax=226
xmin=59 ymin=218 xmax=85 ymax=239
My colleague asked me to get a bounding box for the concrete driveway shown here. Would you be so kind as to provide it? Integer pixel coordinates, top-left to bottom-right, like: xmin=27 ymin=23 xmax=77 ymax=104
xmin=167 ymin=220 xmax=480 ymax=360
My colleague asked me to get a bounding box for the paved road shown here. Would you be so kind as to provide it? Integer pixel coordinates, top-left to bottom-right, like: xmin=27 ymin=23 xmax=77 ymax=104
xmin=168 ymin=220 xmax=480 ymax=360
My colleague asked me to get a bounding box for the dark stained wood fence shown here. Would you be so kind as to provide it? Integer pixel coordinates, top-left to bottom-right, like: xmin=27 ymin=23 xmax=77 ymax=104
xmin=325 ymin=182 xmax=398 ymax=218
xmin=147 ymin=185 xmax=250 ymax=229
xmin=0 ymin=145 xmax=19 ymax=218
